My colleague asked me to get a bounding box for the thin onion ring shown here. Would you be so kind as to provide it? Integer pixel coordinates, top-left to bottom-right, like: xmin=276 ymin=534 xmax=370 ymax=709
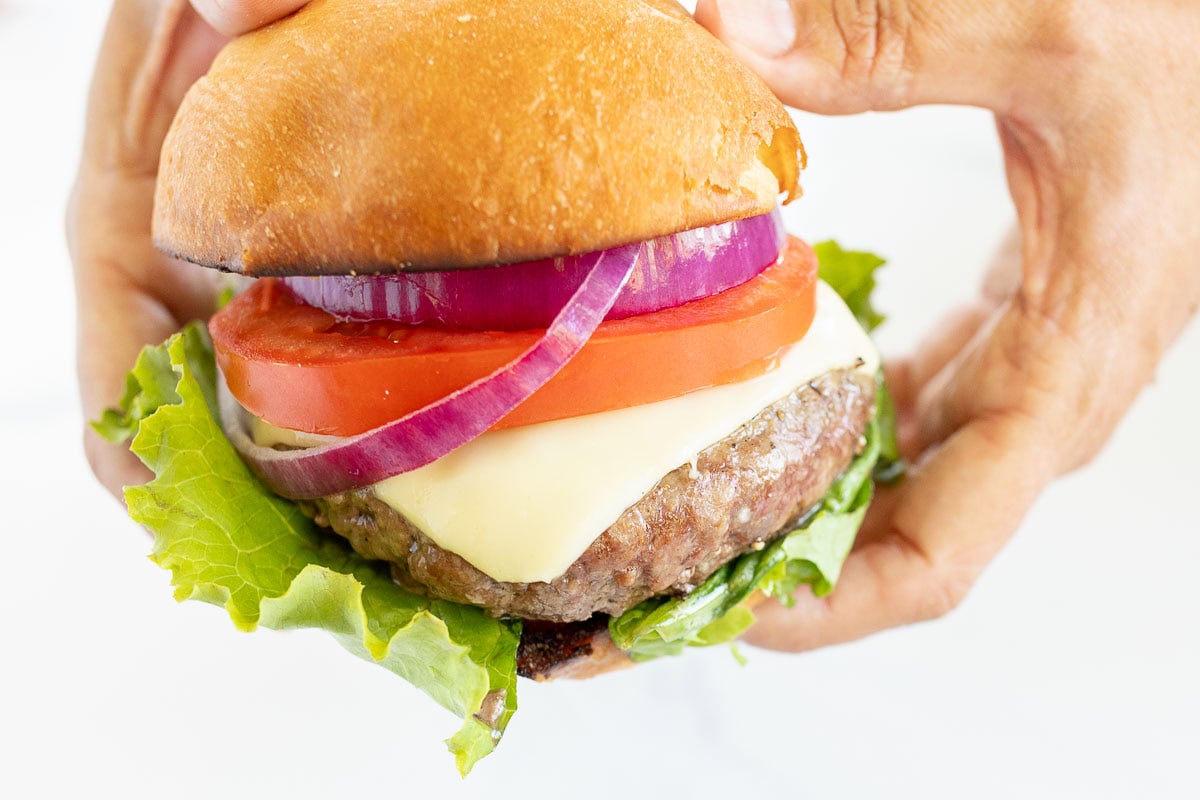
xmin=281 ymin=210 xmax=785 ymax=329
xmin=219 ymin=245 xmax=640 ymax=498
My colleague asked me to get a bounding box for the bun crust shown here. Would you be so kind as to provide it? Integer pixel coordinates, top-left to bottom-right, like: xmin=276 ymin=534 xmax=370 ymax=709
xmin=154 ymin=0 xmax=803 ymax=275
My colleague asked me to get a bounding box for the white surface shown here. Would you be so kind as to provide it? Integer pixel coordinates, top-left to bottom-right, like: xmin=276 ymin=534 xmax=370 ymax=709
xmin=1 ymin=2 xmax=1197 ymax=798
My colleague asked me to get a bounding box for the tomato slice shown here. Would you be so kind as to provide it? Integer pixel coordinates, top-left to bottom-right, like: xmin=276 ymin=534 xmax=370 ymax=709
xmin=212 ymin=236 xmax=818 ymax=436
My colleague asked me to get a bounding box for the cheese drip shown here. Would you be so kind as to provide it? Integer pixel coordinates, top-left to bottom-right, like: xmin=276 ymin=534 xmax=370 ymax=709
xmin=250 ymin=282 xmax=879 ymax=583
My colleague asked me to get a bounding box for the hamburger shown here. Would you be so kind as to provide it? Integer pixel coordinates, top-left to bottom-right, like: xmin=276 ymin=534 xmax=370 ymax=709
xmin=97 ymin=0 xmax=896 ymax=774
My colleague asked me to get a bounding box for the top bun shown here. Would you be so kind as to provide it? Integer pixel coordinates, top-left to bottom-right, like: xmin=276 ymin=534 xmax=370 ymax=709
xmin=154 ymin=0 xmax=804 ymax=275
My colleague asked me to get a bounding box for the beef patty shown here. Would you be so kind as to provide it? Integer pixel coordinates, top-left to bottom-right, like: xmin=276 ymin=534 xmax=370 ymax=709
xmin=301 ymin=368 xmax=875 ymax=622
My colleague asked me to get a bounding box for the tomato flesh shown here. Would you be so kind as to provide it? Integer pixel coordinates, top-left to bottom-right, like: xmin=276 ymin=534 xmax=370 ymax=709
xmin=211 ymin=236 xmax=819 ymax=436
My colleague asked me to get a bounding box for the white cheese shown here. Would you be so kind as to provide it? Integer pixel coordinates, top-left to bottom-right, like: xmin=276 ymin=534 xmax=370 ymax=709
xmin=251 ymin=281 xmax=879 ymax=584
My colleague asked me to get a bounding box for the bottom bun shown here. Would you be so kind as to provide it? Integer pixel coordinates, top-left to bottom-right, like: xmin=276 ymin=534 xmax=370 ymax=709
xmin=517 ymin=616 xmax=633 ymax=681
xmin=517 ymin=592 xmax=773 ymax=681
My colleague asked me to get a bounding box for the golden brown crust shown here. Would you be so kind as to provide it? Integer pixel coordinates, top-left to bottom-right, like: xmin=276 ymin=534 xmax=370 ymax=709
xmin=153 ymin=0 xmax=804 ymax=275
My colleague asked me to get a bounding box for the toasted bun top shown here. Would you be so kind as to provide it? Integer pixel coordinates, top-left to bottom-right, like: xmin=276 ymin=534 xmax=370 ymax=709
xmin=154 ymin=0 xmax=803 ymax=275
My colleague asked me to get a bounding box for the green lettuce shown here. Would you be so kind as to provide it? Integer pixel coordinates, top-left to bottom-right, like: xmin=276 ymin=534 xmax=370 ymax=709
xmin=94 ymin=324 xmax=519 ymax=776
xmin=813 ymin=240 xmax=887 ymax=333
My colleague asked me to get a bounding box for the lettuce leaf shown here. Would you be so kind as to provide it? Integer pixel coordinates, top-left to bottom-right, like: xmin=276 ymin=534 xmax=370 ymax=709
xmin=94 ymin=324 xmax=519 ymax=776
xmin=813 ymin=241 xmax=887 ymax=333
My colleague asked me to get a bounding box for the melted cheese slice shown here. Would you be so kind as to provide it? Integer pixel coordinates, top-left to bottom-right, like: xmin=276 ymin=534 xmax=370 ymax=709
xmin=250 ymin=282 xmax=879 ymax=584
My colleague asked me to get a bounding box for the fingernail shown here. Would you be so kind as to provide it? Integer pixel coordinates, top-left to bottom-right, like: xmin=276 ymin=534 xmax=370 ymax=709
xmin=713 ymin=0 xmax=797 ymax=58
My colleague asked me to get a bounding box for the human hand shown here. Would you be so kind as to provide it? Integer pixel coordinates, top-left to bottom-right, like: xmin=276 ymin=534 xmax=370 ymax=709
xmin=694 ymin=0 xmax=1200 ymax=648
xmin=69 ymin=0 xmax=308 ymax=499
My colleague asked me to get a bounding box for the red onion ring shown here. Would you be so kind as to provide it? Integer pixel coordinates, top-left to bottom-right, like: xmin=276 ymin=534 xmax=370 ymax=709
xmin=281 ymin=210 xmax=785 ymax=329
xmin=219 ymin=245 xmax=640 ymax=498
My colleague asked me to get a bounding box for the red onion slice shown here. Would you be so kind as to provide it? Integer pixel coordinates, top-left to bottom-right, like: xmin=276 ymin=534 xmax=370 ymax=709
xmin=281 ymin=210 xmax=785 ymax=330
xmin=219 ymin=245 xmax=641 ymax=499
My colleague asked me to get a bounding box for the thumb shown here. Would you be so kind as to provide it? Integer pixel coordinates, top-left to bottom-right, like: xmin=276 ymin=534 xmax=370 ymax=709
xmin=191 ymin=0 xmax=309 ymax=36
xmin=694 ymin=0 xmax=1072 ymax=113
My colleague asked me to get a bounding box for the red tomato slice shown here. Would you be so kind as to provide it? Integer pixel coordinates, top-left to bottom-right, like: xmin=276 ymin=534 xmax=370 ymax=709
xmin=212 ymin=236 xmax=818 ymax=436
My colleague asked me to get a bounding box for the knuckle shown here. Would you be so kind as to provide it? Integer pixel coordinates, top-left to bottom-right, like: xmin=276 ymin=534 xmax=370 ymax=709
xmin=1015 ymin=0 xmax=1117 ymax=106
xmin=1035 ymin=0 xmax=1105 ymax=62
xmin=890 ymin=530 xmax=978 ymax=623
xmin=1002 ymin=295 xmax=1118 ymax=472
xmin=996 ymin=325 xmax=1064 ymax=423
xmin=830 ymin=0 xmax=917 ymax=105
xmin=955 ymin=301 xmax=1080 ymax=471
xmin=914 ymin=560 xmax=976 ymax=621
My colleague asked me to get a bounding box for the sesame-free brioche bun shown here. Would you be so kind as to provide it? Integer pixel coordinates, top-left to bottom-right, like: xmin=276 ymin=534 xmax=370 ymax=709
xmin=153 ymin=0 xmax=804 ymax=275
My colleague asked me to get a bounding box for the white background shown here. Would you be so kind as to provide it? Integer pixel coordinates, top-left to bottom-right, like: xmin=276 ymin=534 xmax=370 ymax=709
xmin=2 ymin=1 xmax=1198 ymax=797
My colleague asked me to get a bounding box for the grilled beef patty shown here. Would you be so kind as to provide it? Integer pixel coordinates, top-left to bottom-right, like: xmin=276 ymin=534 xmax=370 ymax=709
xmin=301 ymin=368 xmax=874 ymax=622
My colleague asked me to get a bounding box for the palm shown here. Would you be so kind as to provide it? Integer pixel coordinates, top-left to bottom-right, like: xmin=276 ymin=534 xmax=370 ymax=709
xmin=71 ymin=2 xmax=230 ymax=495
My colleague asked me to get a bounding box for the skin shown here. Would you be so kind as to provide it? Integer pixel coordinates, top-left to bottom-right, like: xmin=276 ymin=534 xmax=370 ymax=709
xmin=694 ymin=0 xmax=1200 ymax=649
xmin=73 ymin=0 xmax=1200 ymax=650
xmin=70 ymin=0 xmax=306 ymax=494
